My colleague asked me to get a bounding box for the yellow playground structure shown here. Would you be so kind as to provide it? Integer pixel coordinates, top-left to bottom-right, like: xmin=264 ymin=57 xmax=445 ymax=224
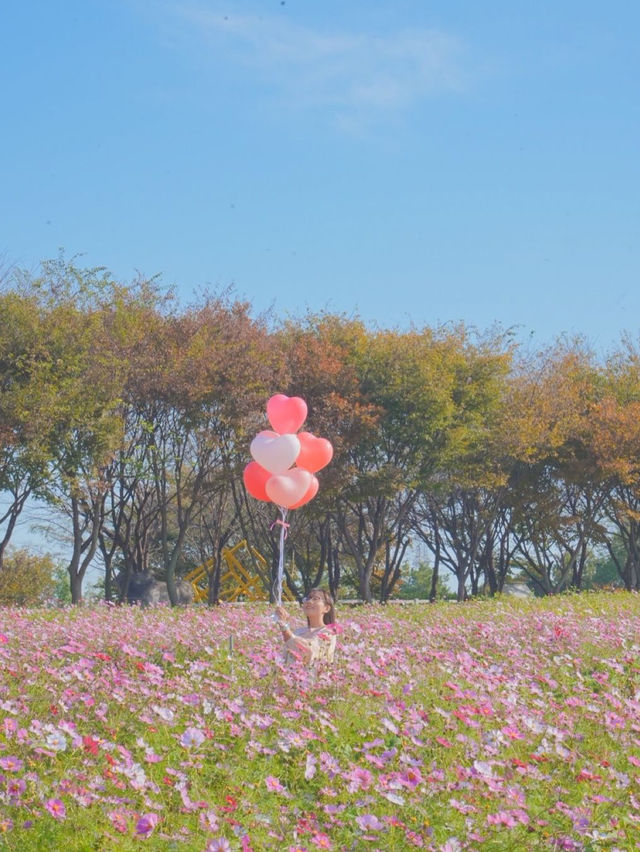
xmin=184 ymin=540 xmax=295 ymax=603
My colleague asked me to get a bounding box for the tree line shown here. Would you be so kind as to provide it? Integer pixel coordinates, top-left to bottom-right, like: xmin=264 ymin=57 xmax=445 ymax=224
xmin=1 ymin=258 xmax=640 ymax=605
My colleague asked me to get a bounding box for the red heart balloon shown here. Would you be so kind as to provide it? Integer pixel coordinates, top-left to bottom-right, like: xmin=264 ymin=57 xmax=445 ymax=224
xmin=267 ymin=394 xmax=308 ymax=435
xmin=296 ymin=432 xmax=333 ymax=473
xmin=243 ymin=461 xmax=271 ymax=501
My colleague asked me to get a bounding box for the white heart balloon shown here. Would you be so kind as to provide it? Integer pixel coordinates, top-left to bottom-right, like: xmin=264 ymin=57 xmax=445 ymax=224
xmin=250 ymin=430 xmax=300 ymax=474
xmin=266 ymin=469 xmax=313 ymax=508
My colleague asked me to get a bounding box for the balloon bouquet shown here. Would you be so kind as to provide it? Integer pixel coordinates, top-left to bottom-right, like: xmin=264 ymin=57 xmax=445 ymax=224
xmin=243 ymin=394 xmax=333 ymax=604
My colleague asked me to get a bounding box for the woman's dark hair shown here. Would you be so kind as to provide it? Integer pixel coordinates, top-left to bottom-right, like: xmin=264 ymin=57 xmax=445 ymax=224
xmin=305 ymin=588 xmax=336 ymax=625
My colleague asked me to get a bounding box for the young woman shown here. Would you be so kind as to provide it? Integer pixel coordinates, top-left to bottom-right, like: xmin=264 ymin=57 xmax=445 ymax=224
xmin=274 ymin=588 xmax=337 ymax=665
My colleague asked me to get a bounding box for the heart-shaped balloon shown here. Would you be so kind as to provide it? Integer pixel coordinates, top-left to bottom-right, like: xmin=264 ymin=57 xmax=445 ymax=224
xmin=289 ymin=475 xmax=319 ymax=509
xmin=266 ymin=469 xmax=313 ymax=508
xmin=250 ymin=430 xmax=300 ymax=474
xmin=243 ymin=461 xmax=272 ymax=501
xmin=267 ymin=394 xmax=308 ymax=435
xmin=296 ymin=432 xmax=333 ymax=473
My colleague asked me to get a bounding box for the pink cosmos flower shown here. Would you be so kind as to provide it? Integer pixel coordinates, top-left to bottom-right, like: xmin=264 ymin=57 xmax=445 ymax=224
xmin=0 ymin=756 xmax=23 ymax=772
xmin=206 ymin=839 xmax=232 ymax=852
xmin=7 ymin=778 xmax=26 ymax=799
xmin=179 ymin=727 xmax=205 ymax=748
xmin=356 ymin=814 xmax=384 ymax=831
xmin=199 ymin=810 xmax=220 ymax=832
xmin=487 ymin=810 xmax=529 ymax=828
xmin=398 ymin=767 xmax=423 ymax=789
xmin=109 ymin=811 xmax=128 ymax=834
xmin=135 ymin=812 xmax=159 ymax=837
xmin=304 ymin=753 xmax=317 ymax=780
xmin=266 ymin=775 xmax=286 ymax=793
xmin=346 ymin=766 xmax=373 ymax=792
xmin=502 ymin=725 xmax=523 ymax=740
xmin=3 ymin=718 xmax=17 ymax=735
xmin=45 ymin=799 xmax=66 ymax=820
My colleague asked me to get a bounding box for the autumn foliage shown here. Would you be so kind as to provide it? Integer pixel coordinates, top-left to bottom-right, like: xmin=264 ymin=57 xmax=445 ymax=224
xmin=2 ymin=260 xmax=640 ymax=603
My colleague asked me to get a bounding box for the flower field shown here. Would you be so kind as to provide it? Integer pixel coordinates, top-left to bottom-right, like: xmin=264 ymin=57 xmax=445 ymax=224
xmin=1 ymin=594 xmax=640 ymax=851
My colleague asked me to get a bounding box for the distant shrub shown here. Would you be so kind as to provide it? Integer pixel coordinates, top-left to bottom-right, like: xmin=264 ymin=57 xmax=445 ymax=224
xmin=0 ymin=548 xmax=57 ymax=606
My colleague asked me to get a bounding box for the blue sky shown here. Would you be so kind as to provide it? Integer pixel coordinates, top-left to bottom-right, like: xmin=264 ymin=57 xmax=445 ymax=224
xmin=2 ymin=0 xmax=639 ymax=352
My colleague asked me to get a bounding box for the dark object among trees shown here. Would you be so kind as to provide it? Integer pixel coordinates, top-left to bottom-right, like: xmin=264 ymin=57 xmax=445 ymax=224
xmin=115 ymin=571 xmax=194 ymax=607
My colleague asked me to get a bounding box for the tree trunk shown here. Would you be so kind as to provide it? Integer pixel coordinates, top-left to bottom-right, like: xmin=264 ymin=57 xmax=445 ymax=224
xmin=70 ymin=571 xmax=84 ymax=605
xmin=208 ymin=550 xmax=222 ymax=606
xmin=429 ymin=535 xmax=441 ymax=602
xmin=456 ymin=572 xmax=467 ymax=602
xmin=359 ymin=570 xmax=373 ymax=604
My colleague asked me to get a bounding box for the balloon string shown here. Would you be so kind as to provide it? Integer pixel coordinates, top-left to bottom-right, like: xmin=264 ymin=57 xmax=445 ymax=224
xmin=269 ymin=517 xmax=290 ymax=539
xmin=273 ymin=507 xmax=288 ymax=605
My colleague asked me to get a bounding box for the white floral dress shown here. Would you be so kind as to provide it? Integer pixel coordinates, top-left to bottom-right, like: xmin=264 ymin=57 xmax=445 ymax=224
xmin=285 ymin=626 xmax=336 ymax=665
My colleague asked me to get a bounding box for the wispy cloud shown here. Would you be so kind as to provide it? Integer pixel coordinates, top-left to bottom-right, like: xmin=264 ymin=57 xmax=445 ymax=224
xmin=169 ymin=3 xmax=469 ymax=117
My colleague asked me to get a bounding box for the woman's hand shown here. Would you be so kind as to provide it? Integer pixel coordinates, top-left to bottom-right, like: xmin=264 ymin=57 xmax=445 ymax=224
xmin=275 ymin=606 xmax=293 ymax=641
xmin=274 ymin=606 xmax=288 ymax=623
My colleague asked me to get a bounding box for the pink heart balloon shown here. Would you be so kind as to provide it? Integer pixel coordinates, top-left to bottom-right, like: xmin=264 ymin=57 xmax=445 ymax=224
xmin=250 ymin=430 xmax=300 ymax=474
xmin=266 ymin=469 xmax=313 ymax=509
xmin=267 ymin=394 xmax=308 ymax=435
xmin=296 ymin=432 xmax=333 ymax=473
xmin=289 ymin=475 xmax=319 ymax=509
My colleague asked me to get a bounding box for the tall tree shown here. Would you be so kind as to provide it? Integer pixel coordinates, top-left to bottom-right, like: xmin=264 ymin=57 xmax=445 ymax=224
xmin=332 ymin=325 xmax=480 ymax=602
xmin=505 ymin=340 xmax=607 ymax=594
xmin=270 ymin=313 xmax=375 ymax=600
xmin=21 ymin=259 xmax=130 ymax=602
xmin=131 ymin=296 xmax=277 ymax=604
xmin=587 ymin=338 xmax=640 ymax=590
xmin=411 ymin=328 xmax=515 ymax=600
xmin=0 ymin=290 xmax=52 ymax=566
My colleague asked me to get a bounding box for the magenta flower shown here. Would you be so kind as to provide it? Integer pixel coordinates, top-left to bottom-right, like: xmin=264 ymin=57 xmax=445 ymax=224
xmin=108 ymin=811 xmax=128 ymax=834
xmin=0 ymin=756 xmax=23 ymax=772
xmin=346 ymin=766 xmax=373 ymax=792
xmin=7 ymin=778 xmax=26 ymax=799
xmin=45 ymin=799 xmax=66 ymax=820
xmin=135 ymin=812 xmax=159 ymax=837
xmin=487 ymin=810 xmax=529 ymax=828
xmin=398 ymin=766 xmax=423 ymax=788
xmin=501 ymin=724 xmax=523 ymax=740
